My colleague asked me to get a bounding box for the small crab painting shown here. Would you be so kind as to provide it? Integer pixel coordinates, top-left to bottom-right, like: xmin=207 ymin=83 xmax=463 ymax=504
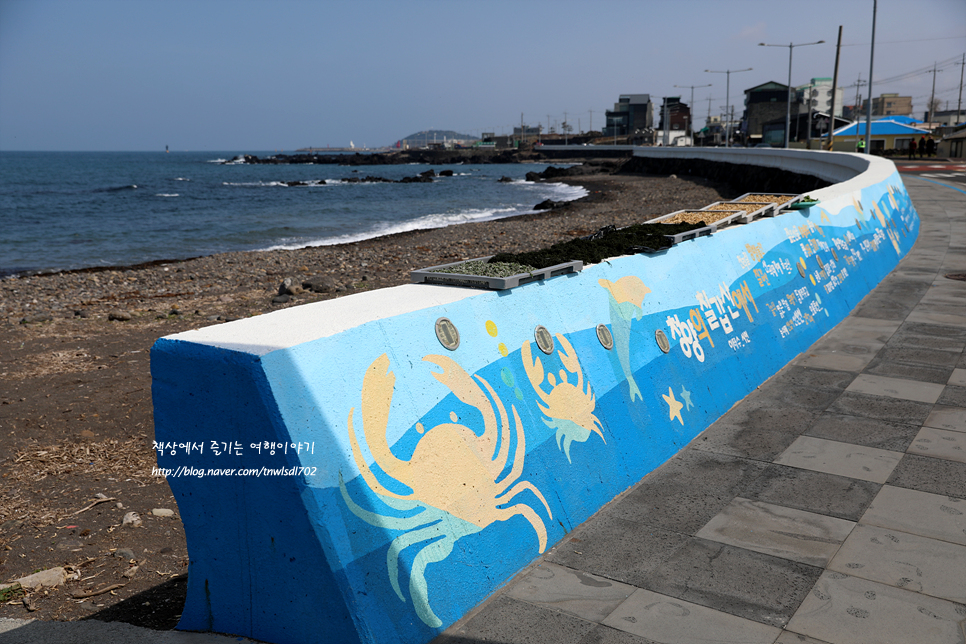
xmin=340 ymin=353 xmax=553 ymax=628
xmin=522 ymin=333 xmax=604 ymax=463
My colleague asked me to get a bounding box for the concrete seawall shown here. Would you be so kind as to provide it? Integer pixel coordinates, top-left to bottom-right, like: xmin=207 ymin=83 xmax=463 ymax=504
xmin=151 ymin=150 xmax=919 ymax=644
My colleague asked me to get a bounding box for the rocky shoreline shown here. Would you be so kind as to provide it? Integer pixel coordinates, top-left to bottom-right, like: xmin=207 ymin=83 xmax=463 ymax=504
xmin=0 ymin=168 xmax=732 ymax=628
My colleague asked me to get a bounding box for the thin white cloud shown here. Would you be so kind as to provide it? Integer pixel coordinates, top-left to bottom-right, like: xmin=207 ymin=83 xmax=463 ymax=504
xmin=735 ymin=21 xmax=768 ymax=42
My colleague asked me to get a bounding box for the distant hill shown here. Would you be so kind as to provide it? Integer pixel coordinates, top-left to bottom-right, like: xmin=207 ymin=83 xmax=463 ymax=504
xmin=397 ymin=129 xmax=478 ymax=146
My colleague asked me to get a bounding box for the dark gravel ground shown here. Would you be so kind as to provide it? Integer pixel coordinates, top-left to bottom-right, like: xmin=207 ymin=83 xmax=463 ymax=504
xmin=0 ymin=168 xmax=731 ymax=629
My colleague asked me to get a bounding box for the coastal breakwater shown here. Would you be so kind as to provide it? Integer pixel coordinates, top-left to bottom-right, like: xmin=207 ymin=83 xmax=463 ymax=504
xmin=151 ymin=149 xmax=919 ymax=644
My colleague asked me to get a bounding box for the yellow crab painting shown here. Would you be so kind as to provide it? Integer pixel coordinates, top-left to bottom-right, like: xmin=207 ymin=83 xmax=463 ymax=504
xmin=522 ymin=333 xmax=604 ymax=463
xmin=339 ymin=353 xmax=552 ymax=628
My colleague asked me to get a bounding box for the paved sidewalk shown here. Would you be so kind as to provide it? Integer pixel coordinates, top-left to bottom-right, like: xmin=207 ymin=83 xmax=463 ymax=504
xmin=436 ymin=176 xmax=966 ymax=644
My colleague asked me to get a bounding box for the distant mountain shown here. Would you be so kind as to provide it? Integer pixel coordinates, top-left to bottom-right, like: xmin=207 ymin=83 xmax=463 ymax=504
xmin=397 ymin=129 xmax=478 ymax=145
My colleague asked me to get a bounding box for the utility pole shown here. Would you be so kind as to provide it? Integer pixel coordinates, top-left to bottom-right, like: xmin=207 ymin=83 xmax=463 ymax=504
xmin=564 ymin=111 xmax=568 ymax=145
xmin=589 ymin=109 xmax=594 ymax=133
xmin=706 ymin=68 xmax=752 ymax=148
xmin=928 ymin=62 xmax=943 ymax=122
xmin=827 ymin=25 xmax=843 ymax=151
xmin=674 ymin=83 xmax=712 ymax=146
xmin=957 ymin=53 xmax=965 ymax=127
xmin=864 ymin=0 xmax=876 ymax=153
xmin=807 ymin=79 xmax=814 ymax=148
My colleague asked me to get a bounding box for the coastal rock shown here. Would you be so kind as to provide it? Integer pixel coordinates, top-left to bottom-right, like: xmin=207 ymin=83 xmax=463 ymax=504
xmin=15 ymin=567 xmax=67 ymax=591
xmin=108 ymin=309 xmax=132 ymax=321
xmin=498 ymin=176 xmax=513 ymax=183
xmin=399 ymin=174 xmax=433 ymax=183
xmin=278 ymin=277 xmax=304 ymax=296
xmin=302 ymin=276 xmax=339 ymax=293
xmin=122 ymin=512 xmax=142 ymax=528
xmin=533 ymin=199 xmax=559 ymax=211
xmin=272 ymin=294 xmax=291 ymax=304
xmin=419 ymin=169 xmax=436 ymax=178
xmin=19 ymin=313 xmax=52 ymax=324
xmin=438 ymin=170 xmax=454 ymax=177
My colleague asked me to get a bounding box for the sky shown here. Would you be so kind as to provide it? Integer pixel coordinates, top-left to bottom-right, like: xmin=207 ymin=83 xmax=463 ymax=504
xmin=1 ymin=0 xmax=964 ymax=151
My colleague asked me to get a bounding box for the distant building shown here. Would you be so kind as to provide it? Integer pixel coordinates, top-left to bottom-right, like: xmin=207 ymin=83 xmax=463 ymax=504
xmin=743 ymin=81 xmax=799 ymax=144
xmin=929 ymin=109 xmax=966 ymax=128
xmin=796 ymin=78 xmax=843 ymax=118
xmin=862 ymin=93 xmax=913 ymax=118
xmin=761 ymin=111 xmax=852 ymax=147
xmin=831 ymin=119 xmax=931 ymax=153
xmin=512 ymin=125 xmax=543 ymax=138
xmin=603 ymin=94 xmax=654 ymax=139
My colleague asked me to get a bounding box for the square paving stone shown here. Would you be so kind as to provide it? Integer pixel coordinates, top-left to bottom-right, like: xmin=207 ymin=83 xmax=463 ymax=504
xmin=895 ymin=321 xmax=966 ymax=339
xmin=774 ymin=436 xmax=903 ymax=484
xmin=805 ymin=412 xmax=921 ymax=451
xmin=827 ymin=524 xmax=966 ymax=603
xmin=937 ymin=385 xmax=966 ymax=407
xmin=695 ymin=498 xmax=855 ymax=567
xmin=794 ymin=351 xmax=874 ymax=372
xmin=763 ymin=365 xmax=857 ymax=391
xmin=742 ymin=463 xmax=881 ymax=522
xmin=906 ymin=310 xmax=966 ymax=327
xmin=885 ymin=331 xmax=966 ymax=353
xmin=825 ymin=391 xmax=933 ymax=426
xmin=949 ymin=368 xmax=966 ymax=387
xmin=859 ymin=485 xmax=966 ymax=546
xmin=600 ymin=588 xmax=781 ymax=644
xmin=873 ymin=346 xmax=962 ymax=367
xmin=506 ymin=563 xmax=636 ymax=623
xmin=691 ymin=407 xmax=819 ymax=461
xmin=885 ymin=453 xmax=966 ymax=499
xmin=610 ymin=450 xmax=766 ymax=534
xmin=575 ymin=625 xmax=662 ymax=644
xmin=435 ymin=595 xmax=596 ymax=644
xmin=860 ymin=357 xmax=954 ymax=385
xmin=845 ymin=374 xmax=944 ymax=403
xmin=924 ymin=405 xmax=966 ymax=432
xmin=786 ymin=572 xmax=966 ymax=644
xmin=544 ymin=516 xmax=689 ymax=588
xmin=908 ymin=426 xmax=966 ymax=463
xmin=640 ymin=537 xmax=822 ymax=628
xmin=742 ymin=379 xmax=844 ymax=413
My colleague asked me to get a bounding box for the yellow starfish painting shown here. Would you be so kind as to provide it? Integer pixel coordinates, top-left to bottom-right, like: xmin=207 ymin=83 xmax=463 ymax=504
xmin=662 ymin=387 xmax=684 ymax=425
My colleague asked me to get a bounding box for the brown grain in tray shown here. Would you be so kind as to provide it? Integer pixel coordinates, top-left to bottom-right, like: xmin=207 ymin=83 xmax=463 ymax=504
xmin=706 ymin=203 xmax=764 ymax=213
xmin=659 ymin=209 xmax=743 ymax=225
xmin=735 ymin=194 xmax=795 ymax=205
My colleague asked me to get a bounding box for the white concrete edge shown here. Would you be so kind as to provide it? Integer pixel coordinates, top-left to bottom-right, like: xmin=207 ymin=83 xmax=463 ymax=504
xmin=160 ymin=148 xmax=899 ymax=356
xmin=161 ymin=283 xmax=482 ymax=356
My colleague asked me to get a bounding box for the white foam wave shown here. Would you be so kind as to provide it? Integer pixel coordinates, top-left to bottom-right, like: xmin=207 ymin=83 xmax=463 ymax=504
xmin=174 ymin=177 xmax=190 ymax=181
xmin=259 ymin=206 xmax=524 ymax=252
xmin=207 ymin=158 xmax=228 ymax=164
xmin=155 ymin=193 xmax=179 ymax=197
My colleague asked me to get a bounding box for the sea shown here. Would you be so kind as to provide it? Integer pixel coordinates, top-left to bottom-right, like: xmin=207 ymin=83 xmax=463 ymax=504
xmin=0 ymin=151 xmax=585 ymax=278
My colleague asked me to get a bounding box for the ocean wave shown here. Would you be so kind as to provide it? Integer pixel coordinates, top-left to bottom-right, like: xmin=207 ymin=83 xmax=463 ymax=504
xmin=155 ymin=193 xmax=179 ymax=198
xmin=94 ymin=184 xmax=137 ymax=193
xmin=258 ymin=201 xmax=560 ymax=253
xmin=174 ymin=177 xmax=190 ymax=181
xmin=207 ymin=158 xmax=228 ymax=164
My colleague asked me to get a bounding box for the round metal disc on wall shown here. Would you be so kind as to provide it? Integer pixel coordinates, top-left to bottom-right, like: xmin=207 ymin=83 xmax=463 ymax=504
xmin=655 ymin=329 xmax=671 ymax=354
xmin=798 ymin=259 xmax=807 ymax=278
xmin=596 ymin=324 xmax=614 ymax=350
xmin=435 ymin=317 xmax=460 ymax=351
xmin=831 ymin=248 xmax=839 ymax=262
xmin=534 ymin=326 xmax=554 ymax=355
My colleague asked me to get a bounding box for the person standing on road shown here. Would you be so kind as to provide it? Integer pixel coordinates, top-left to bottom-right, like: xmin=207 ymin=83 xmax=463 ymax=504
xmin=856 ymin=139 xmax=866 ymax=153
xmin=908 ymin=139 xmax=917 ymax=159
xmin=926 ymin=136 xmax=936 ymax=157
xmin=919 ymin=135 xmax=927 ymax=158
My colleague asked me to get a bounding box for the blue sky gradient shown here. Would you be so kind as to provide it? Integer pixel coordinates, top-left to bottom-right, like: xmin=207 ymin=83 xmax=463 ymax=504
xmin=1 ymin=0 xmax=963 ymax=151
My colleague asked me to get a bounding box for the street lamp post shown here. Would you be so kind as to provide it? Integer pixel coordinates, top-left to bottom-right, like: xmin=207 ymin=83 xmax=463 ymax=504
xmin=674 ymin=83 xmax=712 ymax=146
xmin=759 ymin=40 xmax=825 ymax=149
xmin=705 ymin=68 xmax=752 ymax=148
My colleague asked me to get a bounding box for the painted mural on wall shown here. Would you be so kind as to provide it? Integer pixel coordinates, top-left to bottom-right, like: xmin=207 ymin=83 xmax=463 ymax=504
xmin=155 ymin=170 xmax=920 ymax=644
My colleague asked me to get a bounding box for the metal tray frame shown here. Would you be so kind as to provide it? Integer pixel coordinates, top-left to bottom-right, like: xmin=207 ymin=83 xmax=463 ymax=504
xmin=648 ymin=211 xmax=722 ymax=238
xmin=700 ymin=201 xmax=772 ymax=225
xmin=411 ymin=256 xmax=583 ymax=291
xmin=729 ymin=192 xmax=803 ymax=217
